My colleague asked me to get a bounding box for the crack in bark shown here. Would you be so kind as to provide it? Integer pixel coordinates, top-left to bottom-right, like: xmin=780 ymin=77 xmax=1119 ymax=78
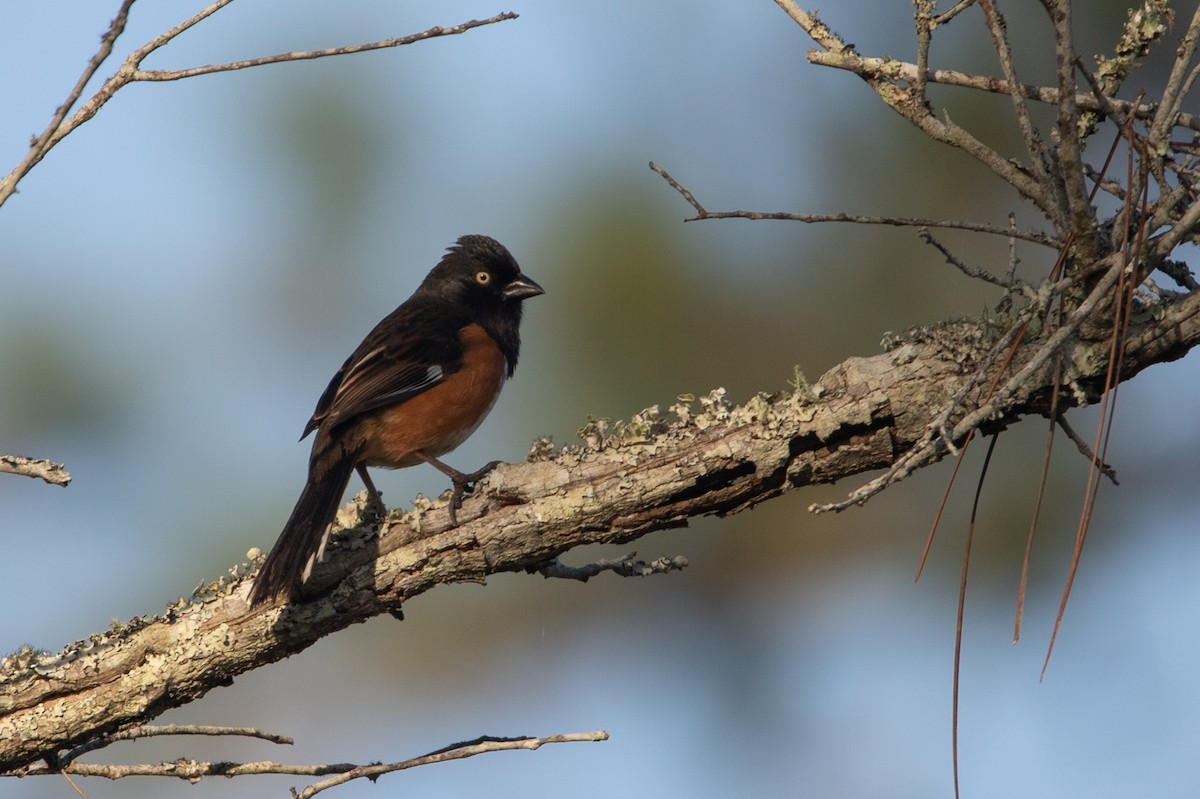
xmin=2 ymin=300 xmax=1199 ymax=772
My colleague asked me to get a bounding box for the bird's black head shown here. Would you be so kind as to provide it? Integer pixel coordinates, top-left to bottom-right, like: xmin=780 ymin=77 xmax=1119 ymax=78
xmin=419 ymin=235 xmax=543 ymax=374
xmin=421 ymin=235 xmax=542 ymax=305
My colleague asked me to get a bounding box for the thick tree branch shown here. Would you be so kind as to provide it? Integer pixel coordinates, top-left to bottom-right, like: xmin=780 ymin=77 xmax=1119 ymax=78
xmin=3 ymin=289 xmax=1198 ymax=773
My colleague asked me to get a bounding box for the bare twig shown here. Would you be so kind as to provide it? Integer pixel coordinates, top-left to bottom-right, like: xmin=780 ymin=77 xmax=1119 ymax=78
xmin=0 ymin=455 xmax=71 ymax=486
xmin=933 ymin=1 xmax=978 ymax=27
xmin=913 ymin=0 xmax=935 ymax=101
xmin=16 ymin=759 xmax=353 ymax=780
xmin=58 ymin=724 xmax=293 ymax=767
xmin=1055 ymin=415 xmax=1118 ymax=485
xmin=1149 ymin=6 xmax=1200 ymax=147
xmin=0 ymin=4 xmax=518 ymax=207
xmin=979 ymin=0 xmax=1057 ymax=223
xmin=1040 ymin=1 xmax=1095 ymax=241
xmin=134 ymin=16 xmax=519 ymax=82
xmin=14 ymin=731 xmax=607 ymax=789
xmin=754 ymin=7 xmax=1057 ymax=209
xmin=1004 ymin=213 xmax=1022 ymax=290
xmin=804 ymin=50 xmax=1200 ymax=133
xmin=918 ymin=228 xmax=1011 ymax=287
xmin=771 ymin=1 xmax=855 ymax=56
xmin=298 ymin=732 xmax=609 ymax=798
xmin=537 ymin=551 xmax=689 ymax=581
xmin=648 ymin=162 xmax=1058 ymax=247
xmin=0 ymin=0 xmax=135 ymax=207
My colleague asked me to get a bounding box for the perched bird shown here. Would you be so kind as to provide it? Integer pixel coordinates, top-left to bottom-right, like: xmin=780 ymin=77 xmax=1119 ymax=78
xmin=249 ymin=235 xmax=543 ymax=606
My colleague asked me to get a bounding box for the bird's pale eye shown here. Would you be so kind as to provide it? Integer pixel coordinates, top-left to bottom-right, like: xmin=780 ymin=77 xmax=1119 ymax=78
xmin=475 ymin=270 xmax=492 ymax=286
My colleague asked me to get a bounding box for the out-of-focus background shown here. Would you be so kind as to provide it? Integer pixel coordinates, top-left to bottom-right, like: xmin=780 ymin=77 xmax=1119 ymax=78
xmin=2 ymin=2 xmax=1198 ymax=797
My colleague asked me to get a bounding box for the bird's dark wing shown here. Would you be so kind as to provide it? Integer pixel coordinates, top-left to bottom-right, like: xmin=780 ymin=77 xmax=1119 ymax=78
xmin=302 ymin=303 xmax=466 ymax=438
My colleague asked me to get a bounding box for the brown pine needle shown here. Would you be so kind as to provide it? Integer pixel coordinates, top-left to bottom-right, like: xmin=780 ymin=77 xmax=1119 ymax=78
xmin=917 ymin=428 xmax=975 ymax=582
xmin=1014 ymin=355 xmax=1063 ymax=644
xmin=921 ymin=229 xmax=1075 ymax=582
xmin=953 ymin=433 xmax=1000 ymax=799
xmin=1042 ymin=119 xmax=1149 ymax=679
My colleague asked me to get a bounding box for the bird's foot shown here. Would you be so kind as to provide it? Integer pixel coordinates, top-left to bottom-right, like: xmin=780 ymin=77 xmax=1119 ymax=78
xmin=446 ymin=460 xmax=503 ymax=525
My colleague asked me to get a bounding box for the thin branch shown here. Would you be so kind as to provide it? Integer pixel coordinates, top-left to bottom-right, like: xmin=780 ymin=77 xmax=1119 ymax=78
xmin=58 ymin=725 xmax=293 ymax=767
xmin=648 ymin=162 xmax=1059 ymax=247
xmin=1149 ymin=6 xmax=1200 ymax=146
xmin=1004 ymin=213 xmax=1022 ymax=289
xmin=773 ymin=4 xmax=1051 ymax=209
xmin=134 ymin=15 xmax=520 ymax=82
xmin=979 ymin=0 xmax=1057 ymax=222
xmin=0 ymin=5 xmax=518 ymax=207
xmin=14 ymin=731 xmax=607 ymax=788
xmin=934 ymin=1 xmax=978 ymax=27
xmin=1040 ymin=0 xmax=1095 ymax=240
xmin=771 ymin=1 xmax=856 ymax=56
xmin=0 ymin=0 xmax=135 ymax=206
xmin=804 ymin=50 xmax=1200 ymax=133
xmin=298 ymin=732 xmax=609 ymax=798
xmin=913 ymin=0 xmax=935 ymax=101
xmin=1074 ymin=55 xmax=1137 ymax=139
xmin=536 ymin=551 xmax=689 ymax=581
xmin=918 ymin=228 xmax=1012 ymax=287
xmin=1055 ymin=415 xmax=1118 ymax=485
xmin=0 ymin=455 xmax=71 ymax=487
xmin=17 ymin=759 xmax=357 ymax=780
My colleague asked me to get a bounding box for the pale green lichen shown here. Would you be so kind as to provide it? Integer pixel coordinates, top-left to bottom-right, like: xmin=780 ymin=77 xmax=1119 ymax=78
xmin=526 ymin=435 xmax=556 ymax=462
xmin=669 ymin=394 xmax=694 ymax=425
xmin=1095 ymin=0 xmax=1172 ymax=80
xmin=789 ymin=366 xmax=821 ymax=404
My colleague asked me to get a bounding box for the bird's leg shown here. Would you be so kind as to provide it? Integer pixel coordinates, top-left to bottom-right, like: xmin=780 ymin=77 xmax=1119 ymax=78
xmin=415 ymin=452 xmax=502 ymax=525
xmin=355 ymin=464 xmax=388 ymax=520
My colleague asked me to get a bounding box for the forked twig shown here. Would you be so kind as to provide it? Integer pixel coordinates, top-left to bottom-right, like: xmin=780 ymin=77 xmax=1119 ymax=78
xmin=14 ymin=730 xmax=607 ymax=793
xmin=0 ymin=3 xmax=517 ymax=207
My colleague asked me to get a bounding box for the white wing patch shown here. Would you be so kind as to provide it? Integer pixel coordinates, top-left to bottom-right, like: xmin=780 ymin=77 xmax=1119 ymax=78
xmin=374 ymin=364 xmax=443 ymax=404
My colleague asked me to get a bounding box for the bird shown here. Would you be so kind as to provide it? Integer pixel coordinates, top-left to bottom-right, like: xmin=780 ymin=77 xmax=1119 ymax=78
xmin=249 ymin=235 xmax=543 ymax=606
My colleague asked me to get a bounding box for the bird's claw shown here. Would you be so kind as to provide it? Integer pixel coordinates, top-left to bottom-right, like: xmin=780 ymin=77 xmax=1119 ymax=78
xmin=446 ymin=460 xmax=503 ymax=525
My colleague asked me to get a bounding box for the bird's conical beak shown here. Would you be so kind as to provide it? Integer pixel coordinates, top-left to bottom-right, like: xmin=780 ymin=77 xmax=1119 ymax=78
xmin=503 ymin=273 xmax=545 ymax=300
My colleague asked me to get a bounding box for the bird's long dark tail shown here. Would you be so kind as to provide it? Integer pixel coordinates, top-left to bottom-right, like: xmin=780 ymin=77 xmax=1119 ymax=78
xmin=249 ymin=438 xmax=357 ymax=607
